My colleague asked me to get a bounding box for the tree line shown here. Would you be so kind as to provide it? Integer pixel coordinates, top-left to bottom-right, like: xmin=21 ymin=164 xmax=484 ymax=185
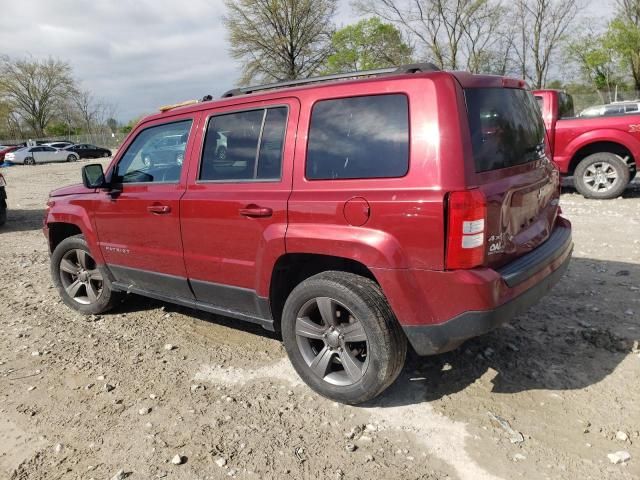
xmin=3 ymin=0 xmax=639 ymax=141
xmin=226 ymin=0 xmax=640 ymax=101
xmin=0 ymin=56 xmax=118 ymax=141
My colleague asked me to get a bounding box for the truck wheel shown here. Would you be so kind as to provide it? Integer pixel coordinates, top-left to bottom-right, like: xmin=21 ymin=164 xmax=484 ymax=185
xmin=574 ymin=153 xmax=630 ymax=199
xmin=51 ymin=235 xmax=122 ymax=315
xmin=281 ymin=271 xmax=407 ymax=404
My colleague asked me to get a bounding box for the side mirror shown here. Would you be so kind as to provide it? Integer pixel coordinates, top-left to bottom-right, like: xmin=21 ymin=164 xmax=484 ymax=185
xmin=82 ymin=164 xmax=107 ymax=189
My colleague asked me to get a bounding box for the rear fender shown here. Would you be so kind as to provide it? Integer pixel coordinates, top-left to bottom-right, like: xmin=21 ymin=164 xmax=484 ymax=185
xmin=285 ymin=224 xmax=408 ymax=271
xmin=565 ymin=129 xmax=640 ymax=169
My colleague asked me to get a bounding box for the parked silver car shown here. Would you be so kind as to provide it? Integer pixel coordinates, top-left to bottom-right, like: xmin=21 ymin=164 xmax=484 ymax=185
xmin=5 ymin=146 xmax=79 ymax=165
xmin=578 ymin=101 xmax=640 ymax=117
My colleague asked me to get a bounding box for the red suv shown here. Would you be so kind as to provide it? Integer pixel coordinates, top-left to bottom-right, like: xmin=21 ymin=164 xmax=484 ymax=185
xmin=44 ymin=65 xmax=572 ymax=404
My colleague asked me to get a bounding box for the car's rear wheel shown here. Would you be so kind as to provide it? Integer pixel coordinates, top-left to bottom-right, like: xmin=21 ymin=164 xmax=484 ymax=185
xmin=51 ymin=235 xmax=122 ymax=314
xmin=574 ymin=153 xmax=630 ymax=199
xmin=24 ymin=157 xmax=35 ymax=166
xmin=67 ymin=154 xmax=77 ymax=162
xmin=103 ymin=152 xmax=110 ymax=158
xmin=281 ymin=271 xmax=406 ymax=404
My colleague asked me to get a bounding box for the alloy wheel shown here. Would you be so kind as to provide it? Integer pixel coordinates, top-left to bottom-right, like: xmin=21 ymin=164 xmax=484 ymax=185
xmin=59 ymin=249 xmax=103 ymax=305
xmin=295 ymin=297 xmax=369 ymax=386
xmin=583 ymin=161 xmax=618 ymax=193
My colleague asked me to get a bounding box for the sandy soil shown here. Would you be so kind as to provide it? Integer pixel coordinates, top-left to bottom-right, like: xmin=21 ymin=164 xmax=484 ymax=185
xmin=0 ymin=160 xmax=638 ymax=480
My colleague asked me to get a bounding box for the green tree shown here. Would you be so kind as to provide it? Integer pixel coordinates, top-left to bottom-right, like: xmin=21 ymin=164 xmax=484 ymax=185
xmin=567 ymin=31 xmax=622 ymax=101
xmin=0 ymin=56 xmax=76 ymax=137
xmin=605 ymin=18 xmax=640 ymax=90
xmin=224 ymin=0 xmax=337 ymax=84
xmin=324 ymin=18 xmax=413 ymax=73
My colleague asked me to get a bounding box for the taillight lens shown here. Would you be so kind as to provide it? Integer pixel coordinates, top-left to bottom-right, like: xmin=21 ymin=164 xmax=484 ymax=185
xmin=445 ymin=189 xmax=487 ymax=269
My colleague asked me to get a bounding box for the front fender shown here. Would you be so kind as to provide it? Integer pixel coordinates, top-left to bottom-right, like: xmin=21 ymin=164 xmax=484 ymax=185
xmin=45 ymin=201 xmax=104 ymax=264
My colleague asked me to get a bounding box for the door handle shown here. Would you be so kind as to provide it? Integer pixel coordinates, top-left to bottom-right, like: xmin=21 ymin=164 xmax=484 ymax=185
xmin=147 ymin=204 xmax=171 ymax=214
xmin=239 ymin=205 xmax=272 ymax=218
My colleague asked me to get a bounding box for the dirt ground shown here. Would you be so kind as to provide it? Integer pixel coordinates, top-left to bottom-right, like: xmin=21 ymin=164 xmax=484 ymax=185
xmin=0 ymin=160 xmax=638 ymax=480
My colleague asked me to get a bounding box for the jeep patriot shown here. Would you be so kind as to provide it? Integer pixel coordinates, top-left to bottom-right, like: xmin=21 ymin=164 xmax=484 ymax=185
xmin=44 ymin=64 xmax=573 ymax=404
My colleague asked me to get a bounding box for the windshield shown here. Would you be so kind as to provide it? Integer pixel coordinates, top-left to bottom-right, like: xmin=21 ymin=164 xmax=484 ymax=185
xmin=465 ymin=88 xmax=546 ymax=172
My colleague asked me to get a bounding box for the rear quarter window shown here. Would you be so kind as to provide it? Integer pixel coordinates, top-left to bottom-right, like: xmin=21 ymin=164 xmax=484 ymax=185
xmin=306 ymin=94 xmax=409 ymax=180
xmin=465 ymin=88 xmax=545 ymax=173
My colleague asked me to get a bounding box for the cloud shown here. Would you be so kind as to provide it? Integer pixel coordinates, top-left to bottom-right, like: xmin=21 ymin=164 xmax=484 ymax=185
xmin=0 ymin=0 xmax=358 ymax=122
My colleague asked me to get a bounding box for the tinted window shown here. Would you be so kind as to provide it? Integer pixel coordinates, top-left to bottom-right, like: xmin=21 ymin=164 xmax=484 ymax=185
xmin=465 ymin=88 xmax=545 ymax=172
xmin=199 ymin=107 xmax=287 ymax=181
xmin=625 ymin=104 xmax=638 ymax=113
xmin=558 ymin=93 xmax=575 ymax=118
xmin=114 ymin=120 xmax=192 ymax=184
xmin=306 ymin=94 xmax=409 ymax=180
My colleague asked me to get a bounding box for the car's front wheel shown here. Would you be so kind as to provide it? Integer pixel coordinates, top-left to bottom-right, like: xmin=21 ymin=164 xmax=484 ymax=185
xmin=281 ymin=271 xmax=407 ymax=404
xmin=67 ymin=154 xmax=78 ymax=162
xmin=24 ymin=157 xmax=35 ymax=166
xmin=51 ymin=235 xmax=122 ymax=314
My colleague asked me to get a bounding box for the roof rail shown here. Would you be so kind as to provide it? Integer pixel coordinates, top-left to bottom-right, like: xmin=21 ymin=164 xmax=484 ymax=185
xmin=221 ymin=62 xmax=440 ymax=98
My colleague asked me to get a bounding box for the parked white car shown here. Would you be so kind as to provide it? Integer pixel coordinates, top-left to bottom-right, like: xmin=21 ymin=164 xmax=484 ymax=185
xmin=5 ymin=146 xmax=79 ymax=165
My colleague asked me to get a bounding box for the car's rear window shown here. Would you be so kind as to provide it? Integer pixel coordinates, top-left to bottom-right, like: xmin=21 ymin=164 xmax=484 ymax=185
xmin=306 ymin=94 xmax=409 ymax=180
xmin=465 ymin=88 xmax=545 ymax=172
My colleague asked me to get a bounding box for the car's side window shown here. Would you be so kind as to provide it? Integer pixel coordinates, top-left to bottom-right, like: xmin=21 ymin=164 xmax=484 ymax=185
xmin=306 ymin=94 xmax=409 ymax=180
xmin=114 ymin=120 xmax=192 ymax=184
xmin=199 ymin=106 xmax=288 ymax=182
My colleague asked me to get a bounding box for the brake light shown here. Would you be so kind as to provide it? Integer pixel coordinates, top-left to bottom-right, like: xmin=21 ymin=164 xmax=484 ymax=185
xmin=445 ymin=189 xmax=487 ymax=269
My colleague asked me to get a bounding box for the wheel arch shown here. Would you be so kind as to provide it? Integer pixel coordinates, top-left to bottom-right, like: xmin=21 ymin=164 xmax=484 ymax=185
xmin=568 ymin=140 xmax=636 ymax=175
xmin=45 ymin=206 xmax=104 ymax=264
xmin=269 ymin=253 xmax=378 ymax=329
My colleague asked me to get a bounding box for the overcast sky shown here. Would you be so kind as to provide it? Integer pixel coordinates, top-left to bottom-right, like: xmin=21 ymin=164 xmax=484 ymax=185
xmin=0 ymin=0 xmax=611 ymax=122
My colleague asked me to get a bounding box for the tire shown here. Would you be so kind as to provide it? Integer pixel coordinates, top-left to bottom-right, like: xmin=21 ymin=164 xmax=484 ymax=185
xmin=24 ymin=157 xmax=35 ymax=166
xmin=574 ymin=152 xmax=630 ymax=199
xmin=281 ymin=271 xmax=407 ymax=404
xmin=67 ymin=154 xmax=77 ymax=162
xmin=51 ymin=235 xmax=122 ymax=315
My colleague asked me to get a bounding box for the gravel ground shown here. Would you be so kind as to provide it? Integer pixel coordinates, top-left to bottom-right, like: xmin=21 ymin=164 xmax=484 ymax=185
xmin=0 ymin=160 xmax=638 ymax=480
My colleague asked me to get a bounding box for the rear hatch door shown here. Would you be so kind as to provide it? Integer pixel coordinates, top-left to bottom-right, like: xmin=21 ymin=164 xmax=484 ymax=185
xmin=464 ymin=86 xmax=560 ymax=269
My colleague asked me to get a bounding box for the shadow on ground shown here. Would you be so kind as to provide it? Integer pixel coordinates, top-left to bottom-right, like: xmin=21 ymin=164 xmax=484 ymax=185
xmin=105 ymin=255 xmax=638 ymax=408
xmin=0 ymin=209 xmax=46 ymax=233
xmin=369 ymin=256 xmax=639 ymax=407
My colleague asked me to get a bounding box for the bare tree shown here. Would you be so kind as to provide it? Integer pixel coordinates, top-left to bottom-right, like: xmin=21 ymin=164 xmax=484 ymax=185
xmin=354 ymin=0 xmax=512 ymax=74
xmin=513 ymin=0 xmax=579 ymax=88
xmin=224 ymin=0 xmax=337 ymax=84
xmin=0 ymin=56 xmax=76 ymax=137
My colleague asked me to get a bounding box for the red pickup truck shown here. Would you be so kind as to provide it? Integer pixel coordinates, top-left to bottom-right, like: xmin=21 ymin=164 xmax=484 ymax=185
xmin=534 ymin=89 xmax=639 ymax=199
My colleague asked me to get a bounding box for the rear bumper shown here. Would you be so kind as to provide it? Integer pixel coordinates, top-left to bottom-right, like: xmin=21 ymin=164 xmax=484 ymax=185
xmin=403 ymin=251 xmax=570 ymax=355
xmin=374 ymin=217 xmax=572 ymax=355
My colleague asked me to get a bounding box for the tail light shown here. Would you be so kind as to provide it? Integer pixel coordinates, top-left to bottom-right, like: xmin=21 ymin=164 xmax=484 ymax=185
xmin=445 ymin=189 xmax=487 ymax=269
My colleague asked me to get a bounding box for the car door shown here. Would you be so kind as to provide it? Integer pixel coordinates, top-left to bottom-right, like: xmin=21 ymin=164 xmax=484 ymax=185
xmin=86 ymin=145 xmax=99 ymax=157
xmin=42 ymin=146 xmax=60 ymax=162
xmin=180 ymin=98 xmax=299 ymax=320
xmin=92 ymin=114 xmax=198 ymax=300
